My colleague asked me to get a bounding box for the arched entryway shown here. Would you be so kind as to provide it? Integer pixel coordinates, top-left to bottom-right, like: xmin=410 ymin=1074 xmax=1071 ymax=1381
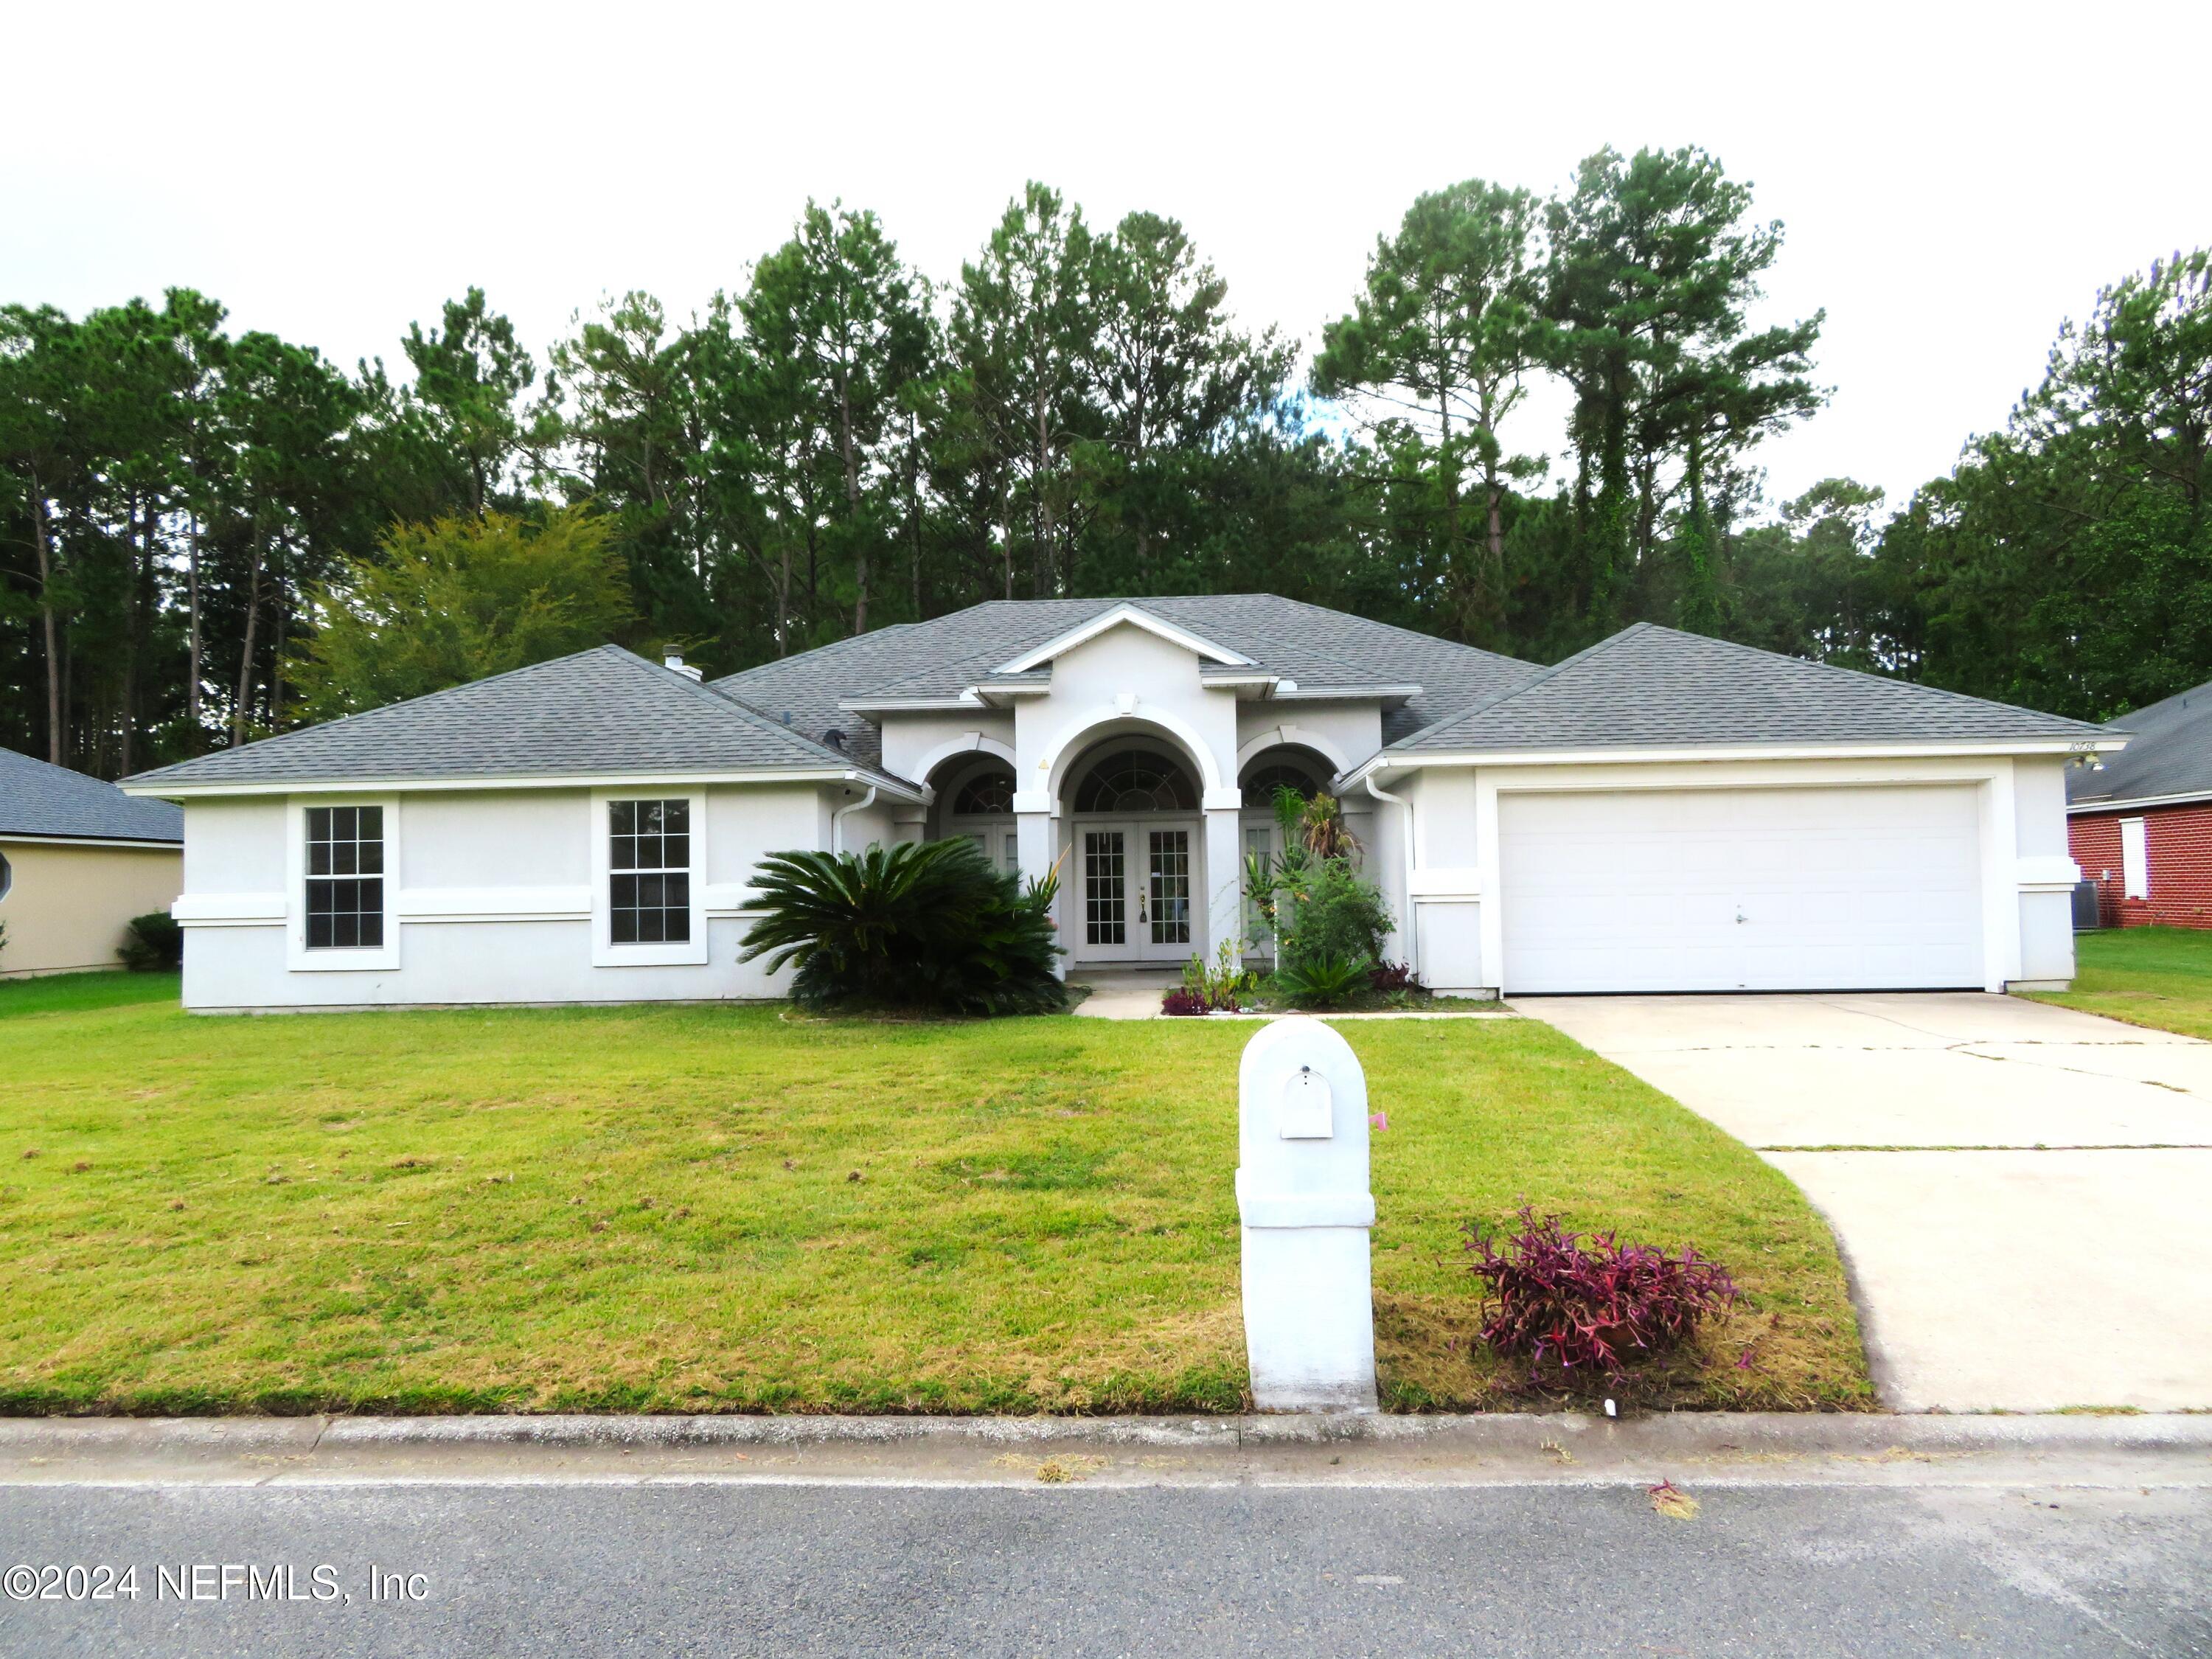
xmin=1062 ymin=736 xmax=1203 ymax=966
xmin=1236 ymin=744 xmax=1335 ymax=959
xmin=925 ymin=753 xmax=1020 ymax=876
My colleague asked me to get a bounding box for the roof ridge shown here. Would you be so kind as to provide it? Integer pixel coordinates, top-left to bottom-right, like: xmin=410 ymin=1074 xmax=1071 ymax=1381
xmin=125 ymin=642 xmax=640 ymax=786
xmin=1635 ymin=623 xmax=2111 ymax=737
xmin=630 ymin=649 xmax=873 ymax=768
xmin=1386 ymin=627 xmax=1642 ymax=751
xmin=1265 ymin=594 xmax=1542 ymax=672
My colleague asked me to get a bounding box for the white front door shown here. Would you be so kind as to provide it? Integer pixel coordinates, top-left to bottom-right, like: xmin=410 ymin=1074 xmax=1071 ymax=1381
xmin=1077 ymin=820 xmax=1197 ymax=963
xmin=1497 ymin=785 xmax=1986 ymax=993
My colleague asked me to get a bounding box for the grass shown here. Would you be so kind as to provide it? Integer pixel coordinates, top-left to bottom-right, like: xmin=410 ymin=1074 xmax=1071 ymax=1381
xmin=0 ymin=971 xmax=1870 ymax=1416
xmin=2028 ymin=927 xmax=2212 ymax=1040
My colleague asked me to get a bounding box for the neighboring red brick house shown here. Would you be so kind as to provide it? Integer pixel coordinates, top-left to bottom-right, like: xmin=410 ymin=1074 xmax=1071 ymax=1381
xmin=2067 ymin=679 xmax=2212 ymax=928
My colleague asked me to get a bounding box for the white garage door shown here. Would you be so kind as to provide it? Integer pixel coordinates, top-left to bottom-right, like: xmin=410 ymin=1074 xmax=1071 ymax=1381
xmin=1498 ymin=786 xmax=1985 ymax=993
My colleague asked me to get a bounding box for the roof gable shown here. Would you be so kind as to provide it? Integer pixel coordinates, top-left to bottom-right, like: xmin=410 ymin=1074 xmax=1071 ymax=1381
xmin=993 ymin=602 xmax=1254 ymax=673
xmin=1388 ymin=623 xmax=2110 ymax=755
xmin=712 ymin=595 xmax=1543 ymax=768
xmin=123 ymin=645 xmax=887 ymax=793
xmin=1 ymin=748 xmax=181 ymax=841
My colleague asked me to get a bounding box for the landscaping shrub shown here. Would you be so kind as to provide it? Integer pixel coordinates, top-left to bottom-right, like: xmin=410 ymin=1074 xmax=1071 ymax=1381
xmin=1275 ymin=950 xmax=1373 ymax=1009
xmin=1281 ymin=859 xmax=1391 ymax=969
xmin=1368 ymin=959 xmax=1422 ymax=995
xmin=1174 ymin=940 xmax=1253 ymax=1013
xmin=119 ymin=911 xmax=183 ymax=972
xmin=740 ymin=839 xmax=1065 ymax=1015
xmin=1465 ymin=1206 xmax=1739 ymax=1383
xmin=1159 ymin=987 xmax=1211 ymax=1017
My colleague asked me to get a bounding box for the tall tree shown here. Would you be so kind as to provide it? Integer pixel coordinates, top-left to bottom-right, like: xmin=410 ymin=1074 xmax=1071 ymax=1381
xmin=1314 ymin=180 xmax=1543 ymax=642
xmin=0 ymin=305 xmax=84 ymax=762
xmin=212 ymin=333 xmax=362 ymax=742
xmin=542 ymin=293 xmax=712 ymax=647
xmin=950 ymin=184 xmax=1096 ymax=597
xmin=1087 ymin=211 xmax=1287 ymax=589
xmin=400 ymin=287 xmax=536 ymax=517
xmin=742 ymin=204 xmax=928 ymax=635
xmin=1542 ymin=147 xmax=1822 ymax=636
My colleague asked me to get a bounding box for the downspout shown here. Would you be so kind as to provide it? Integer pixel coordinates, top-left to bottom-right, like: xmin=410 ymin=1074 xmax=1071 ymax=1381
xmin=831 ymin=782 xmax=878 ymax=856
xmin=1364 ymin=773 xmax=1416 ymax=973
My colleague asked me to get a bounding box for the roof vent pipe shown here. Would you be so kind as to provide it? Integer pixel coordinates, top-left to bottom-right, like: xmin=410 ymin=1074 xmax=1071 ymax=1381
xmin=663 ymin=653 xmax=702 ymax=682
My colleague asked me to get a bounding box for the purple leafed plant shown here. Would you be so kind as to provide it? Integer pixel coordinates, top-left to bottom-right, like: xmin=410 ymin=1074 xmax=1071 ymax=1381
xmin=1159 ymin=987 xmax=1211 ymax=1017
xmin=1368 ymin=960 xmax=1422 ymax=994
xmin=1464 ymin=1206 xmax=1739 ymax=1383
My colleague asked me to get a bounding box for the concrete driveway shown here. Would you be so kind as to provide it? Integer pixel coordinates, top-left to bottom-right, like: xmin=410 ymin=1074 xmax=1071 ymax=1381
xmin=1514 ymin=993 xmax=2212 ymax=1413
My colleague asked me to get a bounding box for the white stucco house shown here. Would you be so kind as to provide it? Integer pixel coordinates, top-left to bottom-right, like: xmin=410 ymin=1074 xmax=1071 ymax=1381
xmin=120 ymin=596 xmax=2118 ymax=1011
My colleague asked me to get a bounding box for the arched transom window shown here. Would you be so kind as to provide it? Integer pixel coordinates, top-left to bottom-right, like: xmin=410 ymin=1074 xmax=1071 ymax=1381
xmin=1241 ymin=762 xmax=1323 ymax=804
xmin=950 ymin=768 xmax=1015 ymax=816
xmin=1073 ymin=748 xmax=1198 ymax=814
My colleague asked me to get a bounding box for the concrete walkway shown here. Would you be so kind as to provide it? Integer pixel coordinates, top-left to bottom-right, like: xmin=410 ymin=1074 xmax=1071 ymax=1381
xmin=1069 ymin=969 xmax=1183 ymax=1018
xmin=1516 ymin=993 xmax=2212 ymax=1413
xmin=1068 ymin=970 xmax=1520 ymax=1022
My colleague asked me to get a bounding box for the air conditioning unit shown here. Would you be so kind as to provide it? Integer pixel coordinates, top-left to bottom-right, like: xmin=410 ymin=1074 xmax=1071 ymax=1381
xmin=2070 ymin=879 xmax=2104 ymax=932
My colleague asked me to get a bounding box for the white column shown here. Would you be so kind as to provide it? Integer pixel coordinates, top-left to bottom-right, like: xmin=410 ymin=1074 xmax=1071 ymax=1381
xmin=1203 ymin=806 xmax=1243 ymax=964
xmin=1015 ymin=807 xmax=1062 ymax=977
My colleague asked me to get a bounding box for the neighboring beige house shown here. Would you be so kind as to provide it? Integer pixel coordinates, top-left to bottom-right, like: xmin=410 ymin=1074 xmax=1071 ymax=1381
xmin=1 ymin=748 xmax=183 ymax=978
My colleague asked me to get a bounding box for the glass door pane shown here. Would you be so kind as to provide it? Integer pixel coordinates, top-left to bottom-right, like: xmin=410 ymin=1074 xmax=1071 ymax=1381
xmin=1148 ymin=830 xmax=1191 ymax=947
xmin=1084 ymin=831 xmax=1127 ymax=945
xmin=1243 ymin=824 xmax=1273 ymax=948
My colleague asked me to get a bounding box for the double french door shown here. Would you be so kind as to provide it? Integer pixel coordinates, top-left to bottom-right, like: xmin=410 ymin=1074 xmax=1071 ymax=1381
xmin=1077 ymin=820 xmax=1197 ymax=963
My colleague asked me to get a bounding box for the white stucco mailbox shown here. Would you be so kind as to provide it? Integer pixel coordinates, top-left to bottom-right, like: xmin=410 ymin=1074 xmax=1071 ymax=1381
xmin=1235 ymin=1019 xmax=1379 ymax=1411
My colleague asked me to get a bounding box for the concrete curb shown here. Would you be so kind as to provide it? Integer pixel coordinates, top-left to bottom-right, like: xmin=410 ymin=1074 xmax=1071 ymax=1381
xmin=4 ymin=1410 xmax=2208 ymax=1490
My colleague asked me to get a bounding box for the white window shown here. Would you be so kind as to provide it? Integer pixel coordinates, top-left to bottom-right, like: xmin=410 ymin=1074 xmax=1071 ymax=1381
xmin=964 ymin=830 xmax=1019 ymax=874
xmin=305 ymin=804 xmax=386 ymax=949
xmin=1243 ymin=823 xmax=1274 ymax=946
xmin=2121 ymin=816 xmax=2149 ymax=900
xmin=287 ymin=796 xmax=400 ymax=971
xmin=591 ymin=790 xmax=707 ymax=966
xmin=947 ymin=762 xmax=1019 ymax=877
xmin=0 ymin=848 xmax=11 ymax=902
xmin=609 ymin=799 xmax=692 ymax=945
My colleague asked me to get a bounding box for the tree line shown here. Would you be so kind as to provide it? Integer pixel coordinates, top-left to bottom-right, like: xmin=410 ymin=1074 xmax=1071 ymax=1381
xmin=4 ymin=147 xmax=2206 ymax=778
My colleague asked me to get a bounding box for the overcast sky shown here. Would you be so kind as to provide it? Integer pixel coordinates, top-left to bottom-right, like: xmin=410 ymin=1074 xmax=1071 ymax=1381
xmin=8 ymin=0 xmax=2206 ymax=518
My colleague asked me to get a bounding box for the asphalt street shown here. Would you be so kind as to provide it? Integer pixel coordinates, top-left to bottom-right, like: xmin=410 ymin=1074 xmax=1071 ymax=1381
xmin=4 ymin=1478 xmax=2208 ymax=1658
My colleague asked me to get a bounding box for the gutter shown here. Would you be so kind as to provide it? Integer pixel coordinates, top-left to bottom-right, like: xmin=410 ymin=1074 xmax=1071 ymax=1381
xmin=2066 ymin=788 xmax=2212 ymax=815
xmin=0 ymin=832 xmax=182 ymax=850
xmin=1340 ymin=736 xmax=2132 ymax=791
xmin=121 ymin=767 xmax=928 ymax=807
xmin=831 ymin=785 xmax=879 ymax=855
xmin=1363 ymin=774 xmax=1417 ymax=972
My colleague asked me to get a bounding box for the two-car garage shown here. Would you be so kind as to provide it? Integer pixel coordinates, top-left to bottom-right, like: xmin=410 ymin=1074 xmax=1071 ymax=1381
xmin=1495 ymin=785 xmax=1987 ymax=994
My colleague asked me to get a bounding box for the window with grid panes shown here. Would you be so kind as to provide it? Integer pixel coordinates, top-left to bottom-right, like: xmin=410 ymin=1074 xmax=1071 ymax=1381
xmin=305 ymin=805 xmax=385 ymax=949
xmin=609 ymin=799 xmax=692 ymax=944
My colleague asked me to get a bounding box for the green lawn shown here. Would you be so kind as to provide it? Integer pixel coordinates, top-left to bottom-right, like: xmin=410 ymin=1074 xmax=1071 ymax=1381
xmin=2030 ymin=927 xmax=2212 ymax=1040
xmin=0 ymin=972 xmax=1869 ymax=1415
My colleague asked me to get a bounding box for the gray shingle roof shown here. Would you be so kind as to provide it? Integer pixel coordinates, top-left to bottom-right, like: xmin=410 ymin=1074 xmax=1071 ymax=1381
xmin=123 ymin=646 xmax=894 ymax=791
xmin=713 ymin=595 xmax=1544 ymax=769
xmin=1387 ymin=623 xmax=2108 ymax=754
xmin=2066 ymin=679 xmax=2208 ymax=807
xmin=1 ymin=748 xmax=182 ymax=842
